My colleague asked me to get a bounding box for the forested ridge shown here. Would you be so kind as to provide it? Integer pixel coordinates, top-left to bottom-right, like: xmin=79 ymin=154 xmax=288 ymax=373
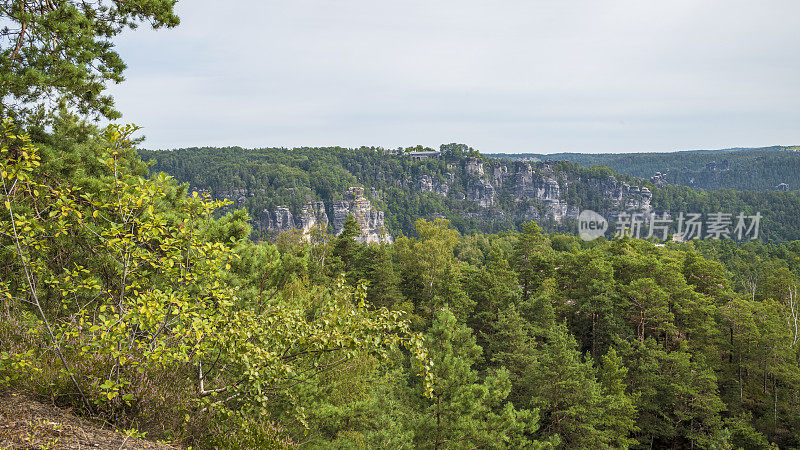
xmin=140 ymin=145 xmax=611 ymax=238
xmin=140 ymin=145 xmax=504 ymax=237
xmin=491 ymin=147 xmax=800 ymax=191
xmin=140 ymin=145 xmax=800 ymax=242
xmin=3 ymin=2 xmax=800 ymax=449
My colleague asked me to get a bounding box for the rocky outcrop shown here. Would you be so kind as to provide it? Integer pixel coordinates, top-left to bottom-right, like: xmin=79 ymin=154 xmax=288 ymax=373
xmin=465 ymin=158 xmax=484 ymax=177
xmin=417 ymin=174 xmax=452 ymax=196
xmin=263 ymin=206 xmax=295 ymax=233
xmin=298 ymin=201 xmax=329 ymax=232
xmin=466 ymin=180 xmax=495 ymax=208
xmin=258 ymin=187 xmax=391 ymax=243
xmin=209 ymin=155 xmax=654 ymax=237
xmin=212 ymin=187 xmax=266 ymax=206
xmin=650 ymin=172 xmax=668 ymax=187
xmin=331 ymin=187 xmax=392 ymax=243
xmin=583 ymin=177 xmax=652 ymax=211
xmin=439 ymin=159 xmax=653 ymax=223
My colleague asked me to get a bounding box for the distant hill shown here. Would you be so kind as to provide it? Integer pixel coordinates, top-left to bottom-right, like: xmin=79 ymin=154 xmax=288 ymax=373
xmin=139 ymin=144 xmax=648 ymax=239
xmin=489 ymin=146 xmax=800 ymax=191
xmin=140 ymin=144 xmax=800 ymax=242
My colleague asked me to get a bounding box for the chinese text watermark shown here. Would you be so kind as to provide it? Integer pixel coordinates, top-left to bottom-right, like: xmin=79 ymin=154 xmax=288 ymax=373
xmin=578 ymin=210 xmax=761 ymax=242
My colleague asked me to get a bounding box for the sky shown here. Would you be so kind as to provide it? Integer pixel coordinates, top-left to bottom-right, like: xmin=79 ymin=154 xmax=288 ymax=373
xmin=108 ymin=0 xmax=800 ymax=154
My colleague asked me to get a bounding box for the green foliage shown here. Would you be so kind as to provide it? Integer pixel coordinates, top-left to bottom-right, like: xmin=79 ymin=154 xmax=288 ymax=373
xmin=8 ymin=125 xmax=800 ymax=447
xmin=650 ymin=185 xmax=800 ymax=242
xmin=395 ymin=219 xmax=472 ymax=325
xmin=396 ymin=309 xmax=553 ymax=449
xmin=0 ymin=120 xmax=429 ymax=446
xmin=493 ymin=147 xmax=800 ymax=191
xmin=330 ymin=214 xmax=361 ymax=277
xmin=0 ymin=0 xmax=179 ymax=121
xmin=140 ymin=145 xmax=800 ymax=242
xmin=598 ymin=348 xmax=639 ymax=449
xmin=525 ymin=322 xmax=638 ymax=449
xmin=11 ymin=1 xmax=800 ymax=447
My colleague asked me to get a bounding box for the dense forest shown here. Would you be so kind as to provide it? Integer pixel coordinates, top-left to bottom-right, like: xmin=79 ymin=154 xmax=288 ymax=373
xmin=139 ymin=145 xmax=504 ymax=236
xmin=141 ymin=145 xmax=651 ymax=238
xmin=140 ymin=146 xmax=800 ymax=242
xmin=492 ymin=147 xmax=800 ymax=191
xmin=4 ymin=1 xmax=800 ymax=449
xmin=4 ymin=120 xmax=800 ymax=447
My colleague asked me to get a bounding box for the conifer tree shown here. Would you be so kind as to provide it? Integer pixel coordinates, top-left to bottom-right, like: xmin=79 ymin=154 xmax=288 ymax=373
xmin=597 ymin=348 xmax=639 ymax=449
xmin=330 ymin=213 xmax=362 ymax=276
xmin=411 ymin=309 xmax=550 ymax=449
xmin=525 ymin=322 xmax=606 ymax=448
xmin=362 ymin=244 xmax=404 ymax=310
xmin=395 ymin=219 xmax=472 ymax=322
xmin=512 ymin=221 xmax=554 ymax=301
xmin=0 ymin=0 xmax=180 ymax=121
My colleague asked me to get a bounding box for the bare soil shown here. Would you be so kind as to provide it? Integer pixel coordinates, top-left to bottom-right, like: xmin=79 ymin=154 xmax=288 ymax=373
xmin=0 ymin=391 xmax=177 ymax=449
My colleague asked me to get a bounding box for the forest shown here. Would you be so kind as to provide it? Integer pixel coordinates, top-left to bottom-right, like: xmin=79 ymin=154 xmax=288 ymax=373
xmin=5 ymin=120 xmax=800 ymax=448
xmin=139 ymin=146 xmax=800 ymax=243
xmin=491 ymin=147 xmax=800 ymax=192
xmin=2 ymin=1 xmax=800 ymax=449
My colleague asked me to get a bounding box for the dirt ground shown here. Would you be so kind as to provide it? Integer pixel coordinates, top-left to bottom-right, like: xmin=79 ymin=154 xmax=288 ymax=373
xmin=0 ymin=391 xmax=177 ymax=449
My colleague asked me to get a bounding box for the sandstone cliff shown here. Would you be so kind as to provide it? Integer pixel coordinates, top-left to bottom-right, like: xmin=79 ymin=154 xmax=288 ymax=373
xmin=253 ymin=188 xmax=391 ymax=243
xmin=331 ymin=187 xmax=392 ymax=243
xmin=205 ymin=154 xmax=651 ymax=238
xmin=412 ymin=158 xmax=652 ymax=223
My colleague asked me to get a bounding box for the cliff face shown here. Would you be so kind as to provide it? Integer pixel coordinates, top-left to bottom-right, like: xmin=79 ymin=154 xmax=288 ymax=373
xmin=252 ymin=188 xmax=391 ymax=243
xmin=413 ymin=158 xmax=652 ymax=223
xmin=331 ymin=187 xmax=392 ymax=243
xmin=208 ymin=154 xmax=652 ymax=238
xmin=262 ymin=206 xmax=296 ymax=233
xmin=418 ymin=174 xmax=452 ymax=197
xmin=298 ymin=201 xmax=328 ymax=232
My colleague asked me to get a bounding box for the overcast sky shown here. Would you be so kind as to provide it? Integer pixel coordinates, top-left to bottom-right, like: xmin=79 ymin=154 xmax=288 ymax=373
xmin=108 ymin=0 xmax=800 ymax=154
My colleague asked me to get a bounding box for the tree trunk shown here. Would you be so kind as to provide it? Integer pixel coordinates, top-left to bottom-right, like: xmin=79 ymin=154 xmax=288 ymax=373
xmin=435 ymin=394 xmax=442 ymax=450
xmin=774 ymin=376 xmax=778 ymax=432
xmin=592 ymin=311 xmax=597 ymax=359
xmin=739 ymin=353 xmax=743 ymax=402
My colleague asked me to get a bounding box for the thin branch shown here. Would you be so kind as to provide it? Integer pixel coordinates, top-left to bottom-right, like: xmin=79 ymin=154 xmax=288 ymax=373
xmin=9 ymin=1 xmax=28 ymax=64
xmin=2 ymin=177 xmax=93 ymax=413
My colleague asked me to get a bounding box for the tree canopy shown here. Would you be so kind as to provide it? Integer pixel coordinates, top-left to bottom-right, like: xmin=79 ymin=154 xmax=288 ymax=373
xmin=0 ymin=0 xmax=179 ymax=121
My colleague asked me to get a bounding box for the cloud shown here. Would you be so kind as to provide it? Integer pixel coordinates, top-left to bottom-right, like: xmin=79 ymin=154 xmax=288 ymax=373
xmin=107 ymin=0 xmax=800 ymax=153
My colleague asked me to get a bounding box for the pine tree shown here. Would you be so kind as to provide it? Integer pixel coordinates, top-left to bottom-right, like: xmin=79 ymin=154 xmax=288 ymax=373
xmin=330 ymin=213 xmax=362 ymax=277
xmin=1 ymin=0 xmax=180 ymax=121
xmin=512 ymin=222 xmax=554 ymax=302
xmin=597 ymin=348 xmax=639 ymax=449
xmin=363 ymin=244 xmax=404 ymax=310
xmin=395 ymin=219 xmax=472 ymax=323
xmin=617 ymin=339 xmax=725 ymax=448
xmin=557 ymin=248 xmax=618 ymax=357
xmin=412 ymin=309 xmax=552 ymax=449
xmin=524 ymin=322 xmax=607 ymax=448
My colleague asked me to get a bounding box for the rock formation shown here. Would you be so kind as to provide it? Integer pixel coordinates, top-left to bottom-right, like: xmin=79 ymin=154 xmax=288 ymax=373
xmin=417 ymin=174 xmax=451 ymax=196
xmin=209 ymin=155 xmax=654 ymax=238
xmin=331 ymin=187 xmax=392 ymax=243
xmin=297 ymin=201 xmax=328 ymax=232
xmin=263 ymin=207 xmax=295 ymax=233
xmin=255 ymin=187 xmax=391 ymax=243
xmin=413 ymin=159 xmax=653 ymax=223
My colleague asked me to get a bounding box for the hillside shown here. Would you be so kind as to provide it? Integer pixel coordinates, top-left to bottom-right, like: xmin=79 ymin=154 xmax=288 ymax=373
xmin=490 ymin=146 xmax=800 ymax=191
xmin=140 ymin=144 xmax=800 ymax=242
xmin=139 ymin=144 xmax=653 ymax=239
xmin=0 ymin=391 xmax=176 ymax=449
